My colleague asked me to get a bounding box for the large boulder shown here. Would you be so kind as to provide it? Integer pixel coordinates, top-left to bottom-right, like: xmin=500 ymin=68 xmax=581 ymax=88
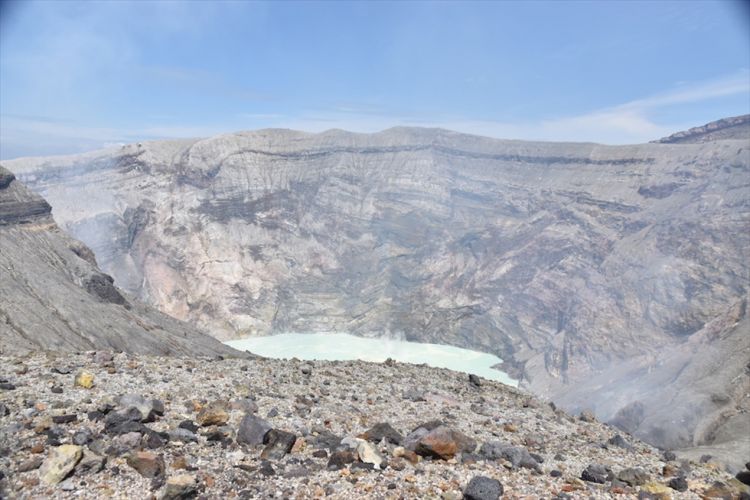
xmin=413 ymin=426 xmax=476 ymax=460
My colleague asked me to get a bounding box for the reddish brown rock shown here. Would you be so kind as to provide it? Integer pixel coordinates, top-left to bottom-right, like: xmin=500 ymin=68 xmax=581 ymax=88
xmin=414 ymin=426 xmax=476 ymax=460
xmin=126 ymin=451 xmax=165 ymax=478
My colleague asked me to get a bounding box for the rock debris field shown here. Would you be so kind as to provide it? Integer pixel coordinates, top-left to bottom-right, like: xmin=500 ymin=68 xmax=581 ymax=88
xmin=0 ymin=351 xmax=748 ymax=499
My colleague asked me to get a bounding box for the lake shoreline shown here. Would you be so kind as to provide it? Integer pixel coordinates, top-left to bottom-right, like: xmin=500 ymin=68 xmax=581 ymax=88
xmin=225 ymin=332 xmax=519 ymax=387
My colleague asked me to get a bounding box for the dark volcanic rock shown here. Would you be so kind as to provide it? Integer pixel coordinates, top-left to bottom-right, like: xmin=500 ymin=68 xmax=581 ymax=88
xmin=46 ymin=427 xmax=66 ymax=446
xmin=581 ymin=463 xmax=611 ymax=484
xmin=310 ymin=431 xmax=342 ymax=451
xmin=0 ymin=168 xmax=14 ymax=189
xmin=72 ymin=429 xmax=93 ymax=446
xmin=668 ymin=476 xmax=689 ymax=492
xmin=360 ymin=423 xmax=403 ymax=445
xmin=52 ymin=415 xmax=78 ymax=425
xmin=479 ymin=442 xmax=538 ymax=469
xmin=237 ymin=415 xmax=272 ymax=446
xmin=463 ymin=476 xmax=503 ymax=500
xmin=145 ymin=431 xmax=168 ymax=449
xmin=258 ymin=460 xmax=275 ymax=476
xmin=104 ymin=408 xmax=145 ymax=435
xmin=260 ymin=429 xmax=296 ymax=460
xmin=84 ymin=273 xmax=127 ymax=306
xmin=178 ymin=421 xmax=199 ymax=433
xmin=327 ymin=450 xmax=356 ymax=471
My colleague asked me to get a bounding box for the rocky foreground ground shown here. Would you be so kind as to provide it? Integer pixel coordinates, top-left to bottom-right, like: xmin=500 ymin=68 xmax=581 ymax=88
xmin=0 ymin=352 xmax=748 ymax=499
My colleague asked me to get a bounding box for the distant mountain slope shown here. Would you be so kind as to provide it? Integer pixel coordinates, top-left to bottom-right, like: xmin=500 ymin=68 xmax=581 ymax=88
xmin=653 ymin=114 xmax=750 ymax=144
xmin=4 ymin=123 xmax=749 ymax=460
xmin=0 ymin=166 xmax=240 ymax=358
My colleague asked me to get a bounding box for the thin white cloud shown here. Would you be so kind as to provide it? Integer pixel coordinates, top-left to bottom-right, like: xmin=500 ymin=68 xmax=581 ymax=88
xmin=530 ymin=71 xmax=750 ymax=143
xmin=268 ymin=72 xmax=749 ymax=144
xmin=1 ymin=72 xmax=748 ymax=159
xmin=618 ymin=72 xmax=749 ymax=110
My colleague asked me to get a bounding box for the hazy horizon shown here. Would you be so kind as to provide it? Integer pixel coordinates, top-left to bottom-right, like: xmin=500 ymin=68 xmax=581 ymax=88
xmin=1 ymin=0 xmax=749 ymax=159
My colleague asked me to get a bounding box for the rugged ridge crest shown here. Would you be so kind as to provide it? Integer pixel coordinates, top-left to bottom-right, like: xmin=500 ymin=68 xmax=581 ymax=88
xmin=653 ymin=114 xmax=750 ymax=144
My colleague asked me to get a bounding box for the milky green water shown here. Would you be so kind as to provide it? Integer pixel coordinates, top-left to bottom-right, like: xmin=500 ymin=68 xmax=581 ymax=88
xmin=225 ymin=333 xmax=518 ymax=387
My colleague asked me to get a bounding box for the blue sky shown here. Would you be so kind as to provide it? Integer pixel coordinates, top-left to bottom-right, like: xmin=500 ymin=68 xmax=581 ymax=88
xmin=0 ymin=0 xmax=748 ymax=158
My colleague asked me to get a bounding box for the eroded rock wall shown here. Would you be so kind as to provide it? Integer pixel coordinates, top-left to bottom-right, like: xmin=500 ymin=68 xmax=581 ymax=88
xmin=0 ymin=166 xmax=240 ymax=358
xmin=4 ymin=126 xmax=749 ymax=453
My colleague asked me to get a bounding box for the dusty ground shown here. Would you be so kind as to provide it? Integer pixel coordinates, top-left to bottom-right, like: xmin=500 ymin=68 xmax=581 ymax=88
xmin=0 ymin=351 xmax=747 ymax=499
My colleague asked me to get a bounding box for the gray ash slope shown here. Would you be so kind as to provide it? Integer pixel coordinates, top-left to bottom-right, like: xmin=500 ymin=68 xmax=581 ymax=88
xmin=0 ymin=351 xmax=748 ymax=499
xmin=3 ymin=118 xmax=750 ymax=463
xmin=0 ymin=166 xmax=239 ymax=358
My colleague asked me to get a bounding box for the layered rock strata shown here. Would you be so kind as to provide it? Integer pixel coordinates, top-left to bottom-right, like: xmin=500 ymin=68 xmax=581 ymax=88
xmin=4 ymin=119 xmax=748 ymax=459
xmin=0 ymin=166 xmax=239 ymax=358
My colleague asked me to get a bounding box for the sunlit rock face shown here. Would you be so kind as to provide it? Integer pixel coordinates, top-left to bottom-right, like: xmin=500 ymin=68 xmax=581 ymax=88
xmin=4 ymin=120 xmax=749 ymax=455
xmin=0 ymin=166 xmax=239 ymax=358
xmin=652 ymin=114 xmax=750 ymax=144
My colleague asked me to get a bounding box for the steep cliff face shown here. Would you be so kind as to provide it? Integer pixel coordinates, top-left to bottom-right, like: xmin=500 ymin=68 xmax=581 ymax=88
xmin=0 ymin=166 xmax=240 ymax=358
xmin=4 ymin=123 xmax=749 ymax=455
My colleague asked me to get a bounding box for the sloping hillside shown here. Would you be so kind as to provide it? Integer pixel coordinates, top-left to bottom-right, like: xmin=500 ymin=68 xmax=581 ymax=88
xmin=0 ymin=166 xmax=239 ymax=358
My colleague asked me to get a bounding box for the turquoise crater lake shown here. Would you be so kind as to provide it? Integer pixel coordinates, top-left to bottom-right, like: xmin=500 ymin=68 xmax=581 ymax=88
xmin=225 ymin=333 xmax=518 ymax=387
